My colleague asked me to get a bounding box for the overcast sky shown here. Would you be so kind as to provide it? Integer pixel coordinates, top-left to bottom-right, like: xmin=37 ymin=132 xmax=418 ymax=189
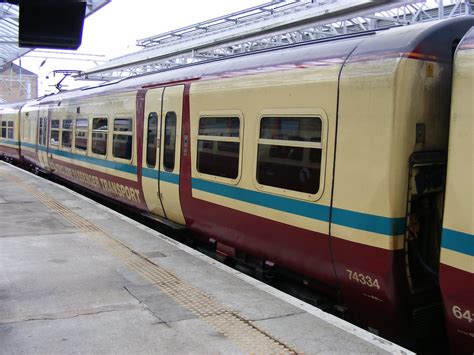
xmin=17 ymin=0 xmax=265 ymax=96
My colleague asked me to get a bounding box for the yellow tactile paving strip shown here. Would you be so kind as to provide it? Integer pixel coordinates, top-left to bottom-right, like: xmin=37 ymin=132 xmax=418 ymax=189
xmin=1 ymin=169 xmax=299 ymax=354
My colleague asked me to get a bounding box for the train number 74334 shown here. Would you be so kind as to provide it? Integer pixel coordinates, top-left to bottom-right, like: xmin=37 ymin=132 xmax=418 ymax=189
xmin=346 ymin=269 xmax=381 ymax=290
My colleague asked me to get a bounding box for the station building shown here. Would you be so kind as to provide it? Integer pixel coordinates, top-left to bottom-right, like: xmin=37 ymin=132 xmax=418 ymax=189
xmin=0 ymin=63 xmax=38 ymax=103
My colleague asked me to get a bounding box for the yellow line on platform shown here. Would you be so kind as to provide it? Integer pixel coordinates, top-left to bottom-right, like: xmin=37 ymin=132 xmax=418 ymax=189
xmin=1 ymin=168 xmax=300 ymax=354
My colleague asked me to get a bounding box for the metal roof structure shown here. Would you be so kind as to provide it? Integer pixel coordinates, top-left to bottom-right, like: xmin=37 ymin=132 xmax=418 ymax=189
xmin=0 ymin=0 xmax=111 ymax=67
xmin=79 ymin=0 xmax=474 ymax=81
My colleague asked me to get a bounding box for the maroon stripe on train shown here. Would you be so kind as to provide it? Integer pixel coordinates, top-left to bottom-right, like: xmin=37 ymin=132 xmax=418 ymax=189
xmin=48 ymin=158 xmax=147 ymax=211
xmin=0 ymin=145 xmax=20 ymax=159
xmin=440 ymin=264 xmax=474 ymax=354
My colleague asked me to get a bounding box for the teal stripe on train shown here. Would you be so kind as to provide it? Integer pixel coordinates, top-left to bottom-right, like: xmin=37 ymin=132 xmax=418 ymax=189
xmin=22 ymin=142 xmax=137 ymax=174
xmin=16 ymin=141 xmax=408 ymax=238
xmin=331 ymin=208 xmax=405 ymax=237
xmin=21 ymin=142 xmax=181 ymax=183
xmin=22 ymin=142 xmax=44 ymax=150
xmin=142 ymin=167 xmax=180 ymax=184
xmin=193 ymin=177 xmax=330 ymax=222
xmin=442 ymin=228 xmax=474 ymax=256
xmin=0 ymin=139 xmax=19 ymax=147
xmin=192 ymin=178 xmax=406 ymax=237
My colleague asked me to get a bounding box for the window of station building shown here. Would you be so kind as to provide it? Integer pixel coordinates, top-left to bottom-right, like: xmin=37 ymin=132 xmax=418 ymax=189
xmin=7 ymin=121 xmax=14 ymax=139
xmin=113 ymin=118 xmax=133 ymax=160
xmin=92 ymin=117 xmax=108 ymax=156
xmin=75 ymin=118 xmax=88 ymax=151
xmin=1 ymin=121 xmax=6 ymax=138
xmin=256 ymin=116 xmax=322 ymax=195
xmin=50 ymin=119 xmax=60 ymax=146
xmin=61 ymin=119 xmax=73 ymax=148
xmin=197 ymin=116 xmax=240 ymax=179
xmin=163 ymin=112 xmax=177 ymax=171
xmin=146 ymin=112 xmax=158 ymax=168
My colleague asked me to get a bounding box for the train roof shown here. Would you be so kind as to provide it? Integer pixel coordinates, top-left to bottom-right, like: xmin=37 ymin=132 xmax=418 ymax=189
xmin=34 ymin=16 xmax=474 ymax=106
xmin=0 ymin=100 xmax=26 ymax=111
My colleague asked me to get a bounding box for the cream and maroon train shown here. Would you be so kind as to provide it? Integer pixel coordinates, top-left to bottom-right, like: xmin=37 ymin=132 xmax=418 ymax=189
xmin=0 ymin=17 xmax=473 ymax=353
xmin=440 ymin=27 xmax=474 ymax=354
xmin=0 ymin=101 xmax=22 ymax=162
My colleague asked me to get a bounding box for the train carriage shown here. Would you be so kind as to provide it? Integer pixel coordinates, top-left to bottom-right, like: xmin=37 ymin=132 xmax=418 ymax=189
xmin=43 ymin=91 xmax=147 ymax=210
xmin=3 ymin=16 xmax=473 ymax=354
xmin=0 ymin=101 xmax=23 ymax=161
xmin=331 ymin=20 xmax=464 ymax=342
xmin=440 ymin=27 xmax=474 ymax=353
xmin=19 ymin=99 xmax=53 ymax=170
xmin=181 ymin=17 xmax=473 ymax=348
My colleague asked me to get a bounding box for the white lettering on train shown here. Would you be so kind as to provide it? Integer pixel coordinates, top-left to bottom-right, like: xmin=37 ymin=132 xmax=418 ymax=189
xmin=50 ymin=161 xmax=141 ymax=204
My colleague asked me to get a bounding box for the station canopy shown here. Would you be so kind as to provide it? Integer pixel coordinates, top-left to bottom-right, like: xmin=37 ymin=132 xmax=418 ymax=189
xmin=77 ymin=0 xmax=473 ymax=81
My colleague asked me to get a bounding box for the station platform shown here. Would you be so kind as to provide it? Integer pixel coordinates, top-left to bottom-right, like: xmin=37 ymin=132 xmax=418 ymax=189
xmin=0 ymin=161 xmax=411 ymax=354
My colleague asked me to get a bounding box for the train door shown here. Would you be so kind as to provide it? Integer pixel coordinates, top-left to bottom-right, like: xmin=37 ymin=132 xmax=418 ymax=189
xmin=404 ymin=151 xmax=447 ymax=339
xmin=158 ymin=85 xmax=185 ymax=225
xmin=142 ymin=87 xmax=166 ymax=218
xmin=405 ymin=152 xmax=446 ymax=290
xmin=36 ymin=107 xmax=49 ymax=170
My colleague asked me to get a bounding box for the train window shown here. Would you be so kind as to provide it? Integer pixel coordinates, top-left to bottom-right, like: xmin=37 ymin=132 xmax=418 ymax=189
xmin=38 ymin=118 xmax=43 ymax=145
xmin=197 ymin=116 xmax=240 ymax=179
xmin=163 ymin=112 xmax=176 ymax=171
xmin=92 ymin=117 xmax=108 ymax=156
xmin=75 ymin=118 xmax=88 ymax=151
xmin=41 ymin=117 xmax=47 ymax=146
xmin=7 ymin=121 xmax=14 ymax=139
xmin=38 ymin=117 xmax=48 ymax=146
xmin=257 ymin=116 xmax=322 ymax=195
xmin=61 ymin=119 xmax=73 ymax=148
xmin=50 ymin=119 xmax=60 ymax=146
xmin=146 ymin=112 xmax=158 ymax=168
xmin=113 ymin=118 xmax=133 ymax=160
xmin=1 ymin=121 xmax=6 ymax=138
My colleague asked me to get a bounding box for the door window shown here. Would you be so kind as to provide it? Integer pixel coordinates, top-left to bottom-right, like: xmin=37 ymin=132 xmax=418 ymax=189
xmin=163 ymin=112 xmax=177 ymax=171
xmin=146 ymin=112 xmax=158 ymax=167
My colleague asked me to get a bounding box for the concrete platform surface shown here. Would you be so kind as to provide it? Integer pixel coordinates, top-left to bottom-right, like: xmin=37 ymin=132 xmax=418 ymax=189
xmin=0 ymin=162 xmax=412 ymax=354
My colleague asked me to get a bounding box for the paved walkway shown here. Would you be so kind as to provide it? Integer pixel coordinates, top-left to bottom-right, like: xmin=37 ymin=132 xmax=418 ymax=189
xmin=0 ymin=162 xmax=411 ymax=354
